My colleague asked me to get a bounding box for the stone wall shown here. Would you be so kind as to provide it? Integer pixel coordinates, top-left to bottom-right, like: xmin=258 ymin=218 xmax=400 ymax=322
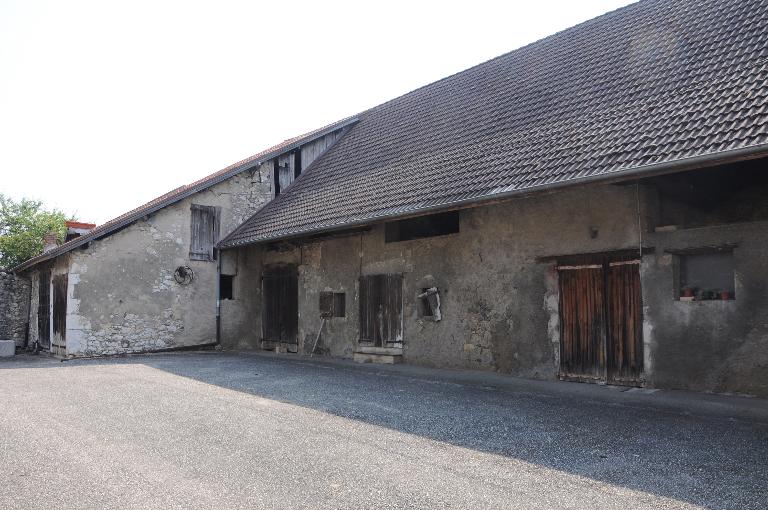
xmin=221 ymin=180 xmax=768 ymax=397
xmin=59 ymin=167 xmax=274 ymax=357
xmin=0 ymin=271 xmax=31 ymax=346
xmin=21 ymin=128 xmax=343 ymax=358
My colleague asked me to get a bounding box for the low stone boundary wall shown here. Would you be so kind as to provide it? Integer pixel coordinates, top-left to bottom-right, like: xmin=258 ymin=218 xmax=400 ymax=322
xmin=0 ymin=271 xmax=31 ymax=347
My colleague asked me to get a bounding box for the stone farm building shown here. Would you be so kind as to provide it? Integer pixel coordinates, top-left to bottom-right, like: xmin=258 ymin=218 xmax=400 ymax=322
xmin=12 ymin=121 xmax=353 ymax=356
xmin=12 ymin=0 xmax=768 ymax=396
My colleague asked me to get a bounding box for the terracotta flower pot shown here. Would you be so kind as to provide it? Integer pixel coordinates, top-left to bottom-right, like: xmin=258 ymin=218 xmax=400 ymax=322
xmin=681 ymin=288 xmax=694 ymax=298
xmin=720 ymin=290 xmax=730 ymax=300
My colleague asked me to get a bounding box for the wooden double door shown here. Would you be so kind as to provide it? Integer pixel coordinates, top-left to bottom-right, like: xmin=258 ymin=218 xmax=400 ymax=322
xmin=558 ymin=254 xmax=644 ymax=385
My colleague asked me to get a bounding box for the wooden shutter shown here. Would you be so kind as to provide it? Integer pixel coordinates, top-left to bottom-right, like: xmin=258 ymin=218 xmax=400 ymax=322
xmin=359 ymin=274 xmax=403 ymax=346
xmin=190 ymin=205 xmax=220 ymax=261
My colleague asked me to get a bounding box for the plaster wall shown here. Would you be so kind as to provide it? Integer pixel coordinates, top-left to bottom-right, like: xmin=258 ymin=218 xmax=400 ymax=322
xmin=25 ymin=166 xmax=273 ymax=357
xmin=222 ymin=182 xmax=768 ymax=396
xmin=21 ymin=128 xmax=346 ymax=357
xmin=642 ymin=222 xmax=768 ymax=396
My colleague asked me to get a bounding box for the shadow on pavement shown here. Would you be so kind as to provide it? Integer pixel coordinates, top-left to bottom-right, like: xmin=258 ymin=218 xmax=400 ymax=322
xmin=4 ymin=350 xmax=767 ymax=509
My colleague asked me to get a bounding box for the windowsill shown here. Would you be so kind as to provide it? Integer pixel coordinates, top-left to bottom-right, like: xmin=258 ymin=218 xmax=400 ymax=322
xmin=384 ymin=231 xmax=460 ymax=245
xmin=675 ymin=298 xmax=736 ymax=303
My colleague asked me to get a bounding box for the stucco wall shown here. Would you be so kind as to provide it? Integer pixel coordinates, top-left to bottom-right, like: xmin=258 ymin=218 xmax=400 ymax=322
xmin=62 ymin=169 xmax=273 ymax=356
xmin=21 ymin=126 xmax=349 ymax=358
xmin=20 ymin=164 xmax=272 ymax=356
xmin=642 ymin=222 xmax=768 ymax=396
xmin=222 ymin=181 xmax=768 ymax=396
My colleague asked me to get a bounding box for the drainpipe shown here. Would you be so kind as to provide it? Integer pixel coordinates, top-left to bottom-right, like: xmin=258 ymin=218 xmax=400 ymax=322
xmin=215 ymin=248 xmax=221 ymax=345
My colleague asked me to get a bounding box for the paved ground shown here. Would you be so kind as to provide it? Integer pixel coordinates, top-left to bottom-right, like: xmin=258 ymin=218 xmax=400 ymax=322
xmin=1 ymin=352 xmax=766 ymax=509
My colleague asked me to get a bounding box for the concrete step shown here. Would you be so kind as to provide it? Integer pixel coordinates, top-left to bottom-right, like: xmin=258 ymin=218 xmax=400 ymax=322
xmin=353 ymin=351 xmax=403 ymax=364
xmin=356 ymin=346 xmax=402 ymax=355
xmin=261 ymin=341 xmax=298 ymax=353
xmin=0 ymin=340 xmax=15 ymax=357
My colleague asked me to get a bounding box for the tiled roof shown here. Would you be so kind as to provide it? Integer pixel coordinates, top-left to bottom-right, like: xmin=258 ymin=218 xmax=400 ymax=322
xmin=13 ymin=117 xmax=357 ymax=272
xmin=220 ymin=0 xmax=768 ymax=247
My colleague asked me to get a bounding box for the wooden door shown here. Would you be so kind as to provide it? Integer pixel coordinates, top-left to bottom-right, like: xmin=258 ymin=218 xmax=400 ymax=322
xmin=359 ymin=274 xmax=403 ymax=347
xmin=606 ymin=261 xmax=644 ymax=384
xmin=262 ymin=266 xmax=298 ymax=344
xmin=558 ymin=256 xmax=643 ymax=385
xmin=558 ymin=265 xmax=606 ymax=381
xmin=37 ymin=270 xmax=51 ymax=349
xmin=51 ymin=274 xmax=68 ymax=357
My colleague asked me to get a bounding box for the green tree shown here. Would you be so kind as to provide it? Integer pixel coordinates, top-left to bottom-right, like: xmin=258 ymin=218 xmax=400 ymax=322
xmin=0 ymin=194 xmax=71 ymax=269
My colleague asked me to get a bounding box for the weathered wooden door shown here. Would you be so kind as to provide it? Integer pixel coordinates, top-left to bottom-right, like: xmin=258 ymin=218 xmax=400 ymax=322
xmin=606 ymin=261 xmax=643 ymax=384
xmin=37 ymin=270 xmax=51 ymax=349
xmin=558 ymin=264 xmax=606 ymax=381
xmin=558 ymin=256 xmax=643 ymax=385
xmin=51 ymin=274 xmax=68 ymax=357
xmin=359 ymin=274 xmax=403 ymax=347
xmin=262 ymin=266 xmax=298 ymax=344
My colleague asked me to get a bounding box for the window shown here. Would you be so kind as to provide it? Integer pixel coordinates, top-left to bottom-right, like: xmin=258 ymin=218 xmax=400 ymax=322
xmin=273 ymin=150 xmax=302 ymax=197
xmin=677 ymin=251 xmax=735 ymax=301
xmin=385 ymin=211 xmax=459 ymax=243
xmin=190 ymin=205 xmax=220 ymax=261
xmin=220 ymin=275 xmax=233 ymax=300
xmin=319 ymin=291 xmax=345 ymax=317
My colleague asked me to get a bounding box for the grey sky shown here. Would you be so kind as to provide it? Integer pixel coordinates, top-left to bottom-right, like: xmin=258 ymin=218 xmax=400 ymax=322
xmin=1 ymin=0 xmax=635 ymax=224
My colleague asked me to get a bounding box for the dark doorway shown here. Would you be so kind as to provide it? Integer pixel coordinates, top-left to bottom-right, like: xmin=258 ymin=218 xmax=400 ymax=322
xmin=359 ymin=274 xmax=403 ymax=347
xmin=262 ymin=265 xmax=298 ymax=345
xmin=51 ymin=273 xmax=68 ymax=357
xmin=558 ymin=254 xmax=643 ymax=385
xmin=37 ymin=270 xmax=51 ymax=349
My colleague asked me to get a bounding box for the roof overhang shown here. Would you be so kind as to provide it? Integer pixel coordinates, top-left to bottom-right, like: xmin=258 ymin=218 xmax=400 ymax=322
xmin=218 ymin=142 xmax=768 ymax=249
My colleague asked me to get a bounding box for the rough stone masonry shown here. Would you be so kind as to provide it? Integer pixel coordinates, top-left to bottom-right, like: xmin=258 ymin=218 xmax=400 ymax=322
xmin=0 ymin=271 xmax=30 ymax=346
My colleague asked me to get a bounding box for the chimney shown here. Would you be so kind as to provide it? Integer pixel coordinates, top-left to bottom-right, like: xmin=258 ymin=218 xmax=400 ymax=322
xmin=43 ymin=232 xmax=59 ymax=253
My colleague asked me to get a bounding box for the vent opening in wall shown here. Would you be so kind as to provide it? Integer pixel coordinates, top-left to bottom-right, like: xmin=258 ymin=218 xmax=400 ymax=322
xmin=385 ymin=211 xmax=459 ymax=243
xmin=319 ymin=291 xmax=345 ymax=318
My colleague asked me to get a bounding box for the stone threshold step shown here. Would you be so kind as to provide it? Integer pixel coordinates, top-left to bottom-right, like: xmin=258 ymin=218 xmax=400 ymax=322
xmin=353 ymin=351 xmax=403 ymax=364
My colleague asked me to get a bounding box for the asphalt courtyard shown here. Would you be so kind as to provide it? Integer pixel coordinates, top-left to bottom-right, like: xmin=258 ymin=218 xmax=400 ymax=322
xmin=1 ymin=351 xmax=766 ymax=509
